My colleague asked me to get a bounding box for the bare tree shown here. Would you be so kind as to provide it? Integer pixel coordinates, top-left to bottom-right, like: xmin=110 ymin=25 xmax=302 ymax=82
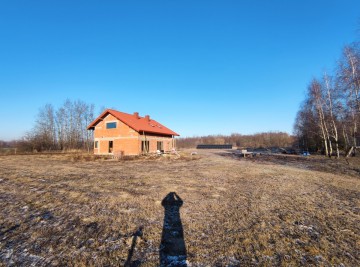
xmin=84 ymin=103 xmax=95 ymax=152
xmin=31 ymin=104 xmax=57 ymax=151
xmin=323 ymin=73 xmax=341 ymax=158
xmin=294 ymin=39 xmax=360 ymax=157
xmin=55 ymin=106 xmax=66 ymax=150
xmin=338 ymin=43 xmax=360 ymax=152
xmin=27 ymin=100 xmax=95 ymax=152
xmin=308 ymin=79 xmax=332 ymax=156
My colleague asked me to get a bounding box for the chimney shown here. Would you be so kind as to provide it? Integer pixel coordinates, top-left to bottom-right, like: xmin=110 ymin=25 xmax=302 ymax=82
xmin=133 ymin=112 xmax=139 ymax=119
xmin=145 ymin=115 xmax=150 ymax=121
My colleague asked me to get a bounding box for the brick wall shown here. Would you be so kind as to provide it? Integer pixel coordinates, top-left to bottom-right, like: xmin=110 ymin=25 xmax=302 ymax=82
xmin=92 ymin=114 xmax=175 ymax=155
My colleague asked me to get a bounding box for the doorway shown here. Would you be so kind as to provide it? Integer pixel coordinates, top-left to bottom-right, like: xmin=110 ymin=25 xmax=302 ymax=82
xmin=109 ymin=141 xmax=113 ymax=153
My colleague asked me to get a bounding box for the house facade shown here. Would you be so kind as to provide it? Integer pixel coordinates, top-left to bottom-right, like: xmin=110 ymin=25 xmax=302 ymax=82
xmin=87 ymin=109 xmax=179 ymax=155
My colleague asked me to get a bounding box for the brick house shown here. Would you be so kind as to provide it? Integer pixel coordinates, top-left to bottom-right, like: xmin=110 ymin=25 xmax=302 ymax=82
xmin=87 ymin=109 xmax=179 ymax=155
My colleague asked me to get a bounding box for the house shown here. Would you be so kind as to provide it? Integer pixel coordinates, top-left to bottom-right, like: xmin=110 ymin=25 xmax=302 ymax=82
xmin=87 ymin=109 xmax=179 ymax=155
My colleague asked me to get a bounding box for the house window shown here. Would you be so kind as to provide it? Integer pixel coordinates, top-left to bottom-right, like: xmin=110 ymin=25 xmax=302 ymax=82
xmin=141 ymin=141 xmax=149 ymax=153
xmin=106 ymin=122 xmax=117 ymax=129
xmin=157 ymin=141 xmax=163 ymax=151
xmin=94 ymin=141 xmax=98 ymax=149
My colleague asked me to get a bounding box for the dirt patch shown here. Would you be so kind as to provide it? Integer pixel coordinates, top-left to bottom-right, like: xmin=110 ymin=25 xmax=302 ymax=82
xmin=0 ymin=151 xmax=359 ymax=266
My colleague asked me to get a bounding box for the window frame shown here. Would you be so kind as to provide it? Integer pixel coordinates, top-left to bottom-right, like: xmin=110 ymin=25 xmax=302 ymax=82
xmin=106 ymin=122 xmax=117 ymax=129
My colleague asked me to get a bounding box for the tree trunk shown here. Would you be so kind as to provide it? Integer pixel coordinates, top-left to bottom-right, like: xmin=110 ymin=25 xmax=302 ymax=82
xmin=328 ymin=138 xmax=333 ymax=158
xmin=335 ymin=142 xmax=340 ymax=158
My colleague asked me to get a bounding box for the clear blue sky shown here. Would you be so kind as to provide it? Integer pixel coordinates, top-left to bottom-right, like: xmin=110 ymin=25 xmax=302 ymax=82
xmin=0 ymin=0 xmax=359 ymax=140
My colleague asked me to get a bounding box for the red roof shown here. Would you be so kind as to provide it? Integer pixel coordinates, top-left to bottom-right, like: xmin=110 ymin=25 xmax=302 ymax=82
xmin=87 ymin=109 xmax=179 ymax=136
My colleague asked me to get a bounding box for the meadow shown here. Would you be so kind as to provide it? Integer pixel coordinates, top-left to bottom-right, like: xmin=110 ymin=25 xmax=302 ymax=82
xmin=0 ymin=150 xmax=359 ymax=266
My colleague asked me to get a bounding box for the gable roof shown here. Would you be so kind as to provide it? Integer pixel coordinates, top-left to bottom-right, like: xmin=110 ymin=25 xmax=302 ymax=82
xmin=87 ymin=109 xmax=179 ymax=136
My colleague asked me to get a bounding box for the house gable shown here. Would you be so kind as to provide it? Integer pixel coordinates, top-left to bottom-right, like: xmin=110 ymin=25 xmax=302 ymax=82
xmin=93 ymin=114 xmax=139 ymax=139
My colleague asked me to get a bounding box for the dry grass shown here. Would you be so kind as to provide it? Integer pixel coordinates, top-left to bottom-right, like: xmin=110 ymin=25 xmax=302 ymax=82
xmin=0 ymin=150 xmax=359 ymax=266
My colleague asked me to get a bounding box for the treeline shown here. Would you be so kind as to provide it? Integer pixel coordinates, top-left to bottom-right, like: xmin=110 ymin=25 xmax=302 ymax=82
xmin=22 ymin=99 xmax=95 ymax=152
xmin=0 ymin=140 xmax=8 ymax=148
xmin=294 ymin=41 xmax=360 ymax=158
xmin=177 ymin=132 xmax=294 ymax=149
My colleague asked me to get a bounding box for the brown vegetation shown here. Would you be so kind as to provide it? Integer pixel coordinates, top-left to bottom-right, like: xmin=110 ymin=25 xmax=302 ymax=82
xmin=177 ymin=132 xmax=294 ymax=149
xmin=0 ymin=150 xmax=359 ymax=266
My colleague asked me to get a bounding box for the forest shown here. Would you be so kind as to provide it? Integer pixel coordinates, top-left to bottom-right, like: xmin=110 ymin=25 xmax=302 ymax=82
xmin=294 ymin=41 xmax=360 ymax=157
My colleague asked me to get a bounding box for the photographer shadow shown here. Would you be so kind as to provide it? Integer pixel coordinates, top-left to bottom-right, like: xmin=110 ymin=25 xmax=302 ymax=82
xmin=159 ymin=192 xmax=187 ymax=267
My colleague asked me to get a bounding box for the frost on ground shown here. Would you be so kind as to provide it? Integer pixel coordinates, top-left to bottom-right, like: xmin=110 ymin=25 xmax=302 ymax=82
xmin=0 ymin=151 xmax=359 ymax=266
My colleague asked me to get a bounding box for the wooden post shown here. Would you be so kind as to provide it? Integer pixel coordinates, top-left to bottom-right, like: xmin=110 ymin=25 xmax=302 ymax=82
xmin=143 ymin=131 xmax=149 ymax=154
xmin=172 ymin=135 xmax=176 ymax=151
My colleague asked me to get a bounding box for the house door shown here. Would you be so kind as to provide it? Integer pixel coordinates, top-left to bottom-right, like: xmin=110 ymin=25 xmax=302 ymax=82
xmin=109 ymin=141 xmax=113 ymax=153
xmin=157 ymin=141 xmax=164 ymax=152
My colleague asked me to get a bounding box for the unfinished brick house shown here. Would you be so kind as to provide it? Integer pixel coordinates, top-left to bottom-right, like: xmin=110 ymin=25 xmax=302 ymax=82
xmin=87 ymin=109 xmax=179 ymax=155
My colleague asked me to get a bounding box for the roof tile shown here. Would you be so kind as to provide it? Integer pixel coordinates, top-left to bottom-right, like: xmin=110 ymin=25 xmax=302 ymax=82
xmin=87 ymin=109 xmax=179 ymax=136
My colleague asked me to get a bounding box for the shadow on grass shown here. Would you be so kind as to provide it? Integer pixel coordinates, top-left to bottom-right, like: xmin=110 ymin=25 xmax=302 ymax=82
xmin=160 ymin=192 xmax=187 ymax=267
xmin=0 ymin=224 xmax=20 ymax=237
xmin=124 ymin=226 xmax=143 ymax=267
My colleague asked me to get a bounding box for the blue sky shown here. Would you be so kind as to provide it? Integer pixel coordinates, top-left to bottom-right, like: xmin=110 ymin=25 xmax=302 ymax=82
xmin=0 ymin=0 xmax=359 ymax=140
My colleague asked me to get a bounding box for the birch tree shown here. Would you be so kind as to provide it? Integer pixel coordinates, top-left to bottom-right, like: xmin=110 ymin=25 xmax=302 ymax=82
xmin=323 ymin=73 xmax=341 ymax=158
xmin=338 ymin=43 xmax=360 ymax=151
xmin=308 ymin=79 xmax=332 ymax=156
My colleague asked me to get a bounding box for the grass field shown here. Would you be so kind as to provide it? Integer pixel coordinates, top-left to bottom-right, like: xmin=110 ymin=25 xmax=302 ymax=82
xmin=0 ymin=150 xmax=359 ymax=266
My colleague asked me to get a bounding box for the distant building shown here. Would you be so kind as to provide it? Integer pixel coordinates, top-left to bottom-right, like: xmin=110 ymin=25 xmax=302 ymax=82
xmin=196 ymin=144 xmax=233 ymax=149
xmin=87 ymin=109 xmax=179 ymax=155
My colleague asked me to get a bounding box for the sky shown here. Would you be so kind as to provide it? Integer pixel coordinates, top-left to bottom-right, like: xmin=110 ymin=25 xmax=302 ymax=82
xmin=0 ymin=0 xmax=359 ymax=140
